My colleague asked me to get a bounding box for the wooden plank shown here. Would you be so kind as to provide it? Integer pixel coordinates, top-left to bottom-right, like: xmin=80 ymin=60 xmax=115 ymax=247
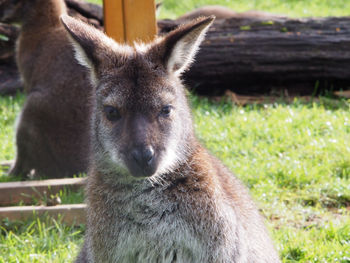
xmin=123 ymin=0 xmax=157 ymax=44
xmin=103 ymin=0 xmax=125 ymax=43
xmin=0 ymin=204 xmax=86 ymax=225
xmin=103 ymin=0 xmax=157 ymax=44
xmin=0 ymin=178 xmax=85 ymax=206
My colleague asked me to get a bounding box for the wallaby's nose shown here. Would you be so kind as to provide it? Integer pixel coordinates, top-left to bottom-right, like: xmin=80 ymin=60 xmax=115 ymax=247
xmin=131 ymin=146 xmax=155 ymax=169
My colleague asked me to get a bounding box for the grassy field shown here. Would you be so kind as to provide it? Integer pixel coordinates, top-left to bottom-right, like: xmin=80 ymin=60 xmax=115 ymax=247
xmin=1 ymin=0 xmax=350 ymax=262
xmin=88 ymin=0 xmax=350 ymax=18
xmin=1 ymin=94 xmax=349 ymax=262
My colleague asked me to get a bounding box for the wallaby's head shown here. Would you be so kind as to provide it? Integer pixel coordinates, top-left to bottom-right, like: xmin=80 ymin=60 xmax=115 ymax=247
xmin=61 ymin=15 xmax=214 ymax=179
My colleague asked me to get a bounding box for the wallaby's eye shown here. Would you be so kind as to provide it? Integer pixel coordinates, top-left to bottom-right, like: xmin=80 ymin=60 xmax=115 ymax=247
xmin=103 ymin=106 xmax=121 ymax=121
xmin=160 ymin=105 xmax=172 ymax=117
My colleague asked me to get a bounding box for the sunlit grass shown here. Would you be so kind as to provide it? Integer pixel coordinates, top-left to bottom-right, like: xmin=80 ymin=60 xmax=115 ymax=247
xmin=0 ymin=217 xmax=84 ymax=263
xmin=191 ymin=96 xmax=350 ymax=262
xmin=159 ymin=0 xmax=350 ymax=19
xmin=1 ymin=94 xmax=349 ymax=262
xmin=87 ymin=0 xmax=350 ymax=18
xmin=0 ymin=93 xmax=24 ymax=164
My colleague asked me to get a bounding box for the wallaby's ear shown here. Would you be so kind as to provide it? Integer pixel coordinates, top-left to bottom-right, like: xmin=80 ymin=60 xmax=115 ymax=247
xmin=60 ymin=15 xmax=125 ymax=85
xmin=155 ymin=16 xmax=214 ymax=75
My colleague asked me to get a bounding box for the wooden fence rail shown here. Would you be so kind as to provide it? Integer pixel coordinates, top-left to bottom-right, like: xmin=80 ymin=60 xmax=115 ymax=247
xmin=0 ymin=178 xmax=85 ymax=206
xmin=0 ymin=178 xmax=85 ymax=225
xmin=0 ymin=204 xmax=86 ymax=225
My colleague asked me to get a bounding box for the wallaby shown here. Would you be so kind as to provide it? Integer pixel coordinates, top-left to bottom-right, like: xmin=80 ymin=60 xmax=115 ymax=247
xmin=177 ymin=5 xmax=237 ymax=21
xmin=0 ymin=0 xmax=92 ymax=178
xmin=177 ymin=5 xmax=285 ymax=22
xmin=61 ymin=14 xmax=281 ymax=263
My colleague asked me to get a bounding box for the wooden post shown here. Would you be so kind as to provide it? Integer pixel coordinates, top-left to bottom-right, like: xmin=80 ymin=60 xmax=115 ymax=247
xmin=103 ymin=0 xmax=157 ymax=44
xmin=103 ymin=0 xmax=125 ymax=43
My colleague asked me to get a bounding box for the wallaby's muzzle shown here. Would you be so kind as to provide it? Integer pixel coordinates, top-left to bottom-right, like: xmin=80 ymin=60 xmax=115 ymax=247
xmin=121 ymin=114 xmax=160 ymax=177
xmin=128 ymin=145 xmax=157 ymax=177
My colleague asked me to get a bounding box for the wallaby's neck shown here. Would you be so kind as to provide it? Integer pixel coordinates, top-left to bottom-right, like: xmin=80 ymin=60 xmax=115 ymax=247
xmin=21 ymin=0 xmax=67 ymax=32
xmin=166 ymin=142 xmax=214 ymax=183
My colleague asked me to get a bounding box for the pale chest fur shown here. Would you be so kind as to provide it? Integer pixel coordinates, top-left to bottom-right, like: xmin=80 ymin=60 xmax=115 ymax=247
xmin=86 ymin=176 xmax=249 ymax=263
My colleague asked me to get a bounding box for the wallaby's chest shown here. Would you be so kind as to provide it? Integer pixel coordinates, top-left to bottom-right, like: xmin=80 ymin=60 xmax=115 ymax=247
xmin=87 ymin=182 xmax=242 ymax=263
xmin=103 ymin=214 xmax=205 ymax=262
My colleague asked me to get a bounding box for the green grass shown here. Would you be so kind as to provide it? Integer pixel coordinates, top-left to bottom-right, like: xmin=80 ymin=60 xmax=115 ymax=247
xmin=87 ymin=0 xmax=350 ymax=18
xmin=1 ymin=94 xmax=349 ymax=262
xmin=192 ymin=96 xmax=350 ymax=262
xmin=0 ymin=217 xmax=84 ymax=263
xmin=0 ymin=93 xmax=24 ymax=164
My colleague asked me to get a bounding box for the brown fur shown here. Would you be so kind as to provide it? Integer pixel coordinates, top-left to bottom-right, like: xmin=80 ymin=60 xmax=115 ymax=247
xmin=1 ymin=0 xmax=92 ymax=178
xmin=177 ymin=5 xmax=285 ymax=22
xmin=61 ymin=15 xmax=281 ymax=262
xmin=177 ymin=5 xmax=237 ymax=21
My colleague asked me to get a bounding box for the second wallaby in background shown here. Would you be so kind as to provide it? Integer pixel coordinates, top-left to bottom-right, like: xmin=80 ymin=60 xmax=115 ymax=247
xmin=176 ymin=5 xmax=285 ymax=22
xmin=61 ymin=13 xmax=281 ymax=263
xmin=0 ymin=0 xmax=93 ymax=178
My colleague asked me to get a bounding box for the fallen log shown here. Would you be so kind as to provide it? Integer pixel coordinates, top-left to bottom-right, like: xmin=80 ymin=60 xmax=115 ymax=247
xmin=65 ymin=0 xmax=103 ymax=23
xmin=158 ymin=17 xmax=350 ymax=95
xmin=1 ymin=1 xmax=350 ymax=96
